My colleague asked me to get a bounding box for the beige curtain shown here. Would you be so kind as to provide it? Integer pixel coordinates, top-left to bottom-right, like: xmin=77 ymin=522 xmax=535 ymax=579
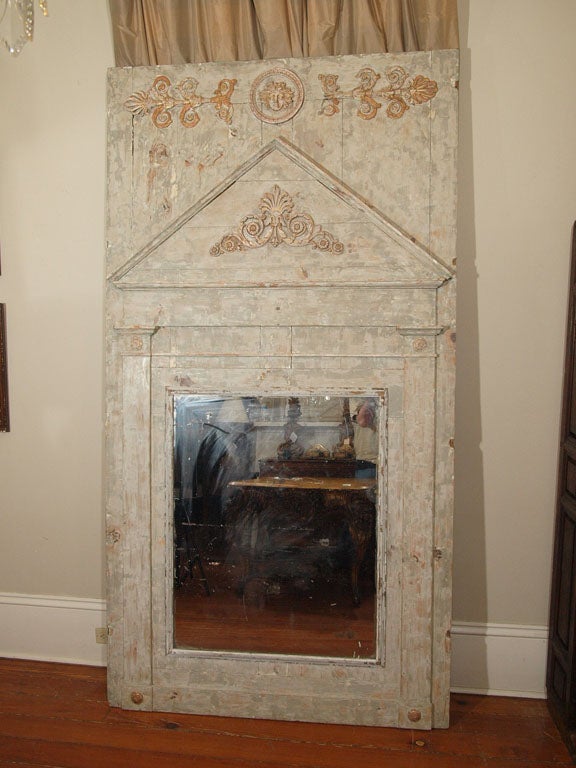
xmin=109 ymin=0 xmax=458 ymax=67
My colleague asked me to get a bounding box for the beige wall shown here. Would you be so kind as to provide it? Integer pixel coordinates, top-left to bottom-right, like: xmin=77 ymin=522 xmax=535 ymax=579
xmin=0 ymin=0 xmax=574 ymax=632
xmin=0 ymin=1 xmax=114 ymax=597
xmin=454 ymin=0 xmax=576 ymax=625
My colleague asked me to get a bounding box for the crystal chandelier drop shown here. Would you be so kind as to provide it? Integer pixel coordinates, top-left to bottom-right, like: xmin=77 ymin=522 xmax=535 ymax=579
xmin=0 ymin=0 xmax=48 ymax=56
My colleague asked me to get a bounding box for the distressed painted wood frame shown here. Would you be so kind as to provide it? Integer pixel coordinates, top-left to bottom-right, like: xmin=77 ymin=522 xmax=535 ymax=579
xmin=0 ymin=304 xmax=9 ymax=432
xmin=105 ymin=51 xmax=458 ymax=729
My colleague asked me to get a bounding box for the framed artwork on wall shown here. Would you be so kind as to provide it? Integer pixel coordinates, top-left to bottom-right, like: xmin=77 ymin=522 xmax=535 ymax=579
xmin=0 ymin=303 xmax=9 ymax=432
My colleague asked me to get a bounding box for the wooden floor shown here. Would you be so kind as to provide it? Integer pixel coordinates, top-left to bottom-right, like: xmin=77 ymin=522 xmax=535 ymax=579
xmin=0 ymin=658 xmax=572 ymax=768
xmin=174 ymin=563 xmax=376 ymax=657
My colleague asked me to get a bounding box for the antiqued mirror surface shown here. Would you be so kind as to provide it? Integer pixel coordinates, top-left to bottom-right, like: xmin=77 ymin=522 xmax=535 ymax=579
xmin=173 ymin=394 xmax=380 ymax=658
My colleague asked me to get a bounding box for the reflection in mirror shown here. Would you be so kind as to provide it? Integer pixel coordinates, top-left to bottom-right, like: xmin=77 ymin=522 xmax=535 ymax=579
xmin=173 ymin=394 xmax=380 ymax=658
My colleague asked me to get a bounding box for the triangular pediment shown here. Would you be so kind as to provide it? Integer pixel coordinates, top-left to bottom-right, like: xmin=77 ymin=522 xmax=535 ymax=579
xmin=110 ymin=138 xmax=453 ymax=289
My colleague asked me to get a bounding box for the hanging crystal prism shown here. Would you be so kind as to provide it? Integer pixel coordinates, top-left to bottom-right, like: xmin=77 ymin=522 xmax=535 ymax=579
xmin=0 ymin=0 xmax=48 ymax=56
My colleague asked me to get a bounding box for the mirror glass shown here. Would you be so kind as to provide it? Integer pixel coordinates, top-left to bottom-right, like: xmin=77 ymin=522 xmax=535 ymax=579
xmin=173 ymin=394 xmax=380 ymax=658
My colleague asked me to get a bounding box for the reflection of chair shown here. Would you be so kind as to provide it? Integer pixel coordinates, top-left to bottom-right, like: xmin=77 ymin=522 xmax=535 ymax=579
xmin=225 ymin=484 xmax=374 ymax=606
xmin=174 ymin=502 xmax=211 ymax=595
xmin=323 ymin=489 xmax=376 ymax=606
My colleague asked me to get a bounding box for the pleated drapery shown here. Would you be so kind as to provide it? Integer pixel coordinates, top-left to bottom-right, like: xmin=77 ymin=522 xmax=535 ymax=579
xmin=109 ymin=0 xmax=458 ymax=67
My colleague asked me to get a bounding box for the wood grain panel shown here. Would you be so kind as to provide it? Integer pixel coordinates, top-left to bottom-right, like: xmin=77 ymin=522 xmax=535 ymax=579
xmin=0 ymin=659 xmax=571 ymax=768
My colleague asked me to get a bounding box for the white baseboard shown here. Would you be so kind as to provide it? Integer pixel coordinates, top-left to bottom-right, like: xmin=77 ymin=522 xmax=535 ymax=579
xmin=450 ymin=621 xmax=548 ymax=698
xmin=0 ymin=592 xmax=107 ymax=667
xmin=0 ymin=594 xmax=548 ymax=698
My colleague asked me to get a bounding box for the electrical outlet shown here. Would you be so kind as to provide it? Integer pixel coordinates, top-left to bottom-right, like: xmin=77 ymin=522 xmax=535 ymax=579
xmin=95 ymin=627 xmax=108 ymax=644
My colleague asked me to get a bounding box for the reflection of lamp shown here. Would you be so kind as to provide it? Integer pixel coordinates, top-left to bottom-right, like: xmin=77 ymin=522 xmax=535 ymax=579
xmin=0 ymin=0 xmax=48 ymax=56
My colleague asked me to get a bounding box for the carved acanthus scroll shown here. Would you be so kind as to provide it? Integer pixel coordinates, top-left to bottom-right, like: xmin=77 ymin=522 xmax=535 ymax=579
xmin=319 ymin=66 xmax=438 ymax=121
xmin=125 ymin=75 xmax=237 ymax=129
xmin=210 ymin=185 xmax=344 ymax=256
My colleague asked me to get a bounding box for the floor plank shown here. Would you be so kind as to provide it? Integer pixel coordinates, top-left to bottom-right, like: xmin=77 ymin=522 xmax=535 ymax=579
xmin=0 ymin=659 xmax=571 ymax=768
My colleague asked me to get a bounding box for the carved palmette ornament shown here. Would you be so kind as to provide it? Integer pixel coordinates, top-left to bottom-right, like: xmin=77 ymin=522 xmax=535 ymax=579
xmin=210 ymin=185 xmax=344 ymax=256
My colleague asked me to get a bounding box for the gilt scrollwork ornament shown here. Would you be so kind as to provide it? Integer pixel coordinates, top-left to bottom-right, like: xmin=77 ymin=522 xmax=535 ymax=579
xmin=319 ymin=66 xmax=438 ymax=121
xmin=124 ymin=75 xmax=237 ymax=129
xmin=210 ymin=185 xmax=344 ymax=256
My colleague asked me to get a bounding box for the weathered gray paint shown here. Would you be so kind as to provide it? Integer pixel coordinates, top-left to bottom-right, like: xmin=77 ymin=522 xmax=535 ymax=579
xmin=106 ymin=51 xmax=458 ymax=728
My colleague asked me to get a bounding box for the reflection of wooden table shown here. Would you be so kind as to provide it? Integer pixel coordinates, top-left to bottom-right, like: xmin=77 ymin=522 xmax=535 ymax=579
xmin=258 ymin=458 xmax=356 ymax=479
xmin=229 ymin=477 xmax=376 ymax=491
xmin=228 ymin=476 xmax=376 ymax=605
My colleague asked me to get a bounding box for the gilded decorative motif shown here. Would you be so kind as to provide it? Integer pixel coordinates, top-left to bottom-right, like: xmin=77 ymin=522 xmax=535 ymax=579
xmin=412 ymin=338 xmax=428 ymax=352
xmin=147 ymin=142 xmax=172 ymax=216
xmin=249 ymin=68 xmax=304 ymax=124
xmin=130 ymin=335 xmax=144 ymax=351
xmin=210 ymin=185 xmax=344 ymax=256
xmin=124 ymin=75 xmax=237 ymax=129
xmin=106 ymin=527 xmax=121 ymax=545
xmin=319 ymin=66 xmax=438 ymax=120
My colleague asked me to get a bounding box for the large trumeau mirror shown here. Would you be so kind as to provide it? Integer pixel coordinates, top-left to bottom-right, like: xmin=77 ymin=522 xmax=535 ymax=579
xmin=105 ymin=51 xmax=458 ymax=729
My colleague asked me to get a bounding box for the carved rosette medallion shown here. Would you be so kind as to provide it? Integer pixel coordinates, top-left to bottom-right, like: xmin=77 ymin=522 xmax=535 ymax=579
xmin=249 ymin=68 xmax=305 ymax=124
xmin=124 ymin=75 xmax=237 ymax=129
xmin=412 ymin=337 xmax=428 ymax=352
xmin=210 ymin=185 xmax=344 ymax=256
xmin=319 ymin=66 xmax=438 ymax=121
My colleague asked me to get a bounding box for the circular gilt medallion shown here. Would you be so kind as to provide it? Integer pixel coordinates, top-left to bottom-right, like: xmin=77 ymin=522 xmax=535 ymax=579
xmin=249 ymin=68 xmax=304 ymax=124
